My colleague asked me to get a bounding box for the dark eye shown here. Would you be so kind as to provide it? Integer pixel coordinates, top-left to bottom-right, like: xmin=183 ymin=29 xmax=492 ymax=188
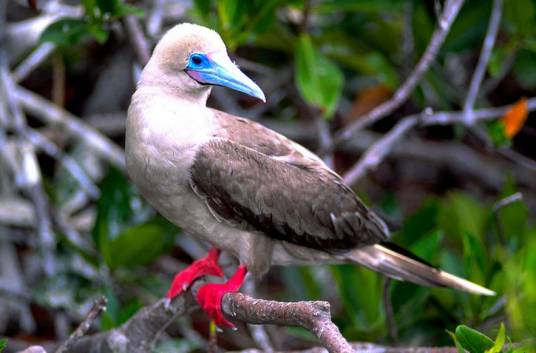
xmin=191 ymin=54 xmax=203 ymax=66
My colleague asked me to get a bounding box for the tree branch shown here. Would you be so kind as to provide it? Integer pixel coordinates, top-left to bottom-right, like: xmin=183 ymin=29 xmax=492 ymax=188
xmin=228 ymin=344 xmax=459 ymax=353
xmin=342 ymin=97 xmax=536 ymax=186
xmin=54 ymin=296 xmax=107 ymax=353
xmin=123 ymin=15 xmax=151 ymax=66
xmin=463 ymin=0 xmax=503 ymax=122
xmin=62 ymin=281 xmax=351 ymax=353
xmin=13 ymin=86 xmax=125 ymax=170
xmin=333 ymin=0 xmax=465 ymax=145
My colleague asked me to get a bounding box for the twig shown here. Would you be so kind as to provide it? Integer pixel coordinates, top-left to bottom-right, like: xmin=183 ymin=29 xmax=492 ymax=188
xmin=124 ymin=15 xmax=151 ymax=66
xmin=12 ymin=43 xmax=56 ymax=83
xmin=492 ymin=192 xmax=523 ymax=245
xmin=333 ymin=0 xmax=465 ymax=145
xmin=0 ymin=60 xmax=56 ymax=277
xmin=343 ymin=114 xmax=418 ymax=185
xmin=13 ymin=86 xmax=125 ymax=170
xmin=229 ymin=344 xmax=459 ymax=353
xmin=401 ymin=1 xmax=414 ymax=77
xmin=496 ymin=148 xmax=536 ymax=172
xmin=54 ymin=296 xmax=108 ymax=353
xmin=52 ymin=52 xmax=66 ymax=108
xmin=463 ymin=0 xmax=503 ymax=123
xmin=383 ymin=278 xmax=398 ymax=343
xmin=249 ymin=324 xmax=275 ymax=353
xmin=146 ymin=0 xmax=166 ymax=38
xmin=341 ymin=97 xmax=536 ymax=185
xmin=24 ymin=127 xmax=100 ymax=198
xmin=299 ymin=0 xmax=313 ymax=33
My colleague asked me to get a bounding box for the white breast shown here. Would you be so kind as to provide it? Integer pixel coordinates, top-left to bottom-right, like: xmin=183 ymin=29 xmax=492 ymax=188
xmin=126 ymin=88 xmax=213 ymax=219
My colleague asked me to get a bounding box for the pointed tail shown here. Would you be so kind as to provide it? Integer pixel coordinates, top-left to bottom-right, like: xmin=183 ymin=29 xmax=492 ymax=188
xmin=350 ymin=242 xmax=495 ymax=296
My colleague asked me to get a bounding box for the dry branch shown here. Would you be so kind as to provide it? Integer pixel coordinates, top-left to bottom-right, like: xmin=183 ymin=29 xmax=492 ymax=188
xmin=230 ymin=344 xmax=459 ymax=353
xmin=54 ymin=296 xmax=108 ymax=353
xmin=463 ymin=0 xmax=503 ymax=121
xmin=13 ymin=86 xmax=125 ymax=169
xmin=342 ymin=96 xmax=536 ymax=185
xmin=334 ymin=0 xmax=465 ymax=144
xmin=62 ymin=281 xmax=351 ymax=353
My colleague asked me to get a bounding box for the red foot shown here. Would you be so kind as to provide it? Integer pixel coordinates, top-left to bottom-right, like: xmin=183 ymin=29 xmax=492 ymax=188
xmin=166 ymin=248 xmax=224 ymax=299
xmin=196 ymin=265 xmax=247 ymax=329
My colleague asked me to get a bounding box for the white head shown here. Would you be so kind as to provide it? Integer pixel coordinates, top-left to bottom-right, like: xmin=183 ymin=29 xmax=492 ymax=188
xmin=140 ymin=23 xmax=265 ymax=103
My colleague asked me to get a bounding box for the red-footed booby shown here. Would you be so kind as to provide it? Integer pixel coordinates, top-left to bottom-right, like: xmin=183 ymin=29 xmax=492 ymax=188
xmin=126 ymin=23 xmax=495 ymax=329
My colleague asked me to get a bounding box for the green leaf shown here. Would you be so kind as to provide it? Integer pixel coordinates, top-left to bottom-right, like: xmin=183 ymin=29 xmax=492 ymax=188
xmin=295 ymin=34 xmax=344 ymax=118
xmin=105 ymin=218 xmax=175 ymax=269
xmin=514 ymin=50 xmax=536 ymax=89
xmin=92 ymin=167 xmax=145 ymax=263
xmin=504 ymin=0 xmax=535 ymax=34
xmin=486 ymin=323 xmax=506 ymax=353
xmin=100 ymin=286 xmax=120 ymax=330
xmin=95 ymin=0 xmax=143 ymax=18
xmin=448 ymin=330 xmax=466 ymax=353
xmin=363 ymin=52 xmax=399 ymax=88
xmin=40 ymin=18 xmax=93 ymax=46
xmin=486 ymin=120 xmax=511 ymax=147
xmin=455 ymin=325 xmax=494 ymax=353
xmin=438 ymin=192 xmax=487 ymax=243
xmin=314 ymin=0 xmax=406 ymax=13
xmin=331 ymin=264 xmax=383 ymax=332
xmin=488 ymin=47 xmax=509 ymax=78
xmin=0 ymin=338 xmax=7 ymax=352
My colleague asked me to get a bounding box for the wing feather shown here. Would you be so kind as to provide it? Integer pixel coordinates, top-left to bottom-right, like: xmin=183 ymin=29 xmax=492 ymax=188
xmin=189 ymin=135 xmax=388 ymax=252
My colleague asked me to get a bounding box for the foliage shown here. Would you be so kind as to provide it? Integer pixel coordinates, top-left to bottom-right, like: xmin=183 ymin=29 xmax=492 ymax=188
xmin=7 ymin=0 xmax=536 ymax=350
xmin=280 ymin=184 xmax=534 ymax=344
xmin=450 ymin=323 xmax=535 ymax=353
xmin=41 ymin=0 xmax=142 ymax=45
xmin=0 ymin=339 xmax=6 ymax=353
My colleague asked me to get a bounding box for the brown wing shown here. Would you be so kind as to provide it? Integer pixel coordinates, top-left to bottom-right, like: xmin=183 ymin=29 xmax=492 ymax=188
xmin=210 ymin=109 xmax=325 ymax=167
xmin=190 ymin=127 xmax=389 ymax=252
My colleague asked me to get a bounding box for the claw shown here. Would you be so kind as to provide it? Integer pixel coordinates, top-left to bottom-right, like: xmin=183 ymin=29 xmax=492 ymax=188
xmin=196 ymin=265 xmax=247 ymax=329
xmin=166 ymin=248 xmax=224 ymax=300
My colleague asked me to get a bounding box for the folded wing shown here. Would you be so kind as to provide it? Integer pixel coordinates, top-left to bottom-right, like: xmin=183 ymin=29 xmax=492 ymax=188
xmin=189 ymin=136 xmax=388 ymax=252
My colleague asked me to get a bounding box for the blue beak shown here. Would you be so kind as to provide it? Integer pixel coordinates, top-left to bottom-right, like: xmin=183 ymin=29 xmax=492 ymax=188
xmin=185 ymin=52 xmax=265 ymax=102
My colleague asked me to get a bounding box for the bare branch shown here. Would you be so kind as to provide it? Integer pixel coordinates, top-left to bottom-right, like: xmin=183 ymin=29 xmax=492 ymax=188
xmin=492 ymin=192 xmax=524 ymax=244
xmin=342 ymin=97 xmax=536 ymax=185
xmin=124 ymin=15 xmax=151 ymax=66
xmin=0 ymin=60 xmax=56 ymax=276
xmin=463 ymin=0 xmax=503 ymax=122
xmin=334 ymin=0 xmax=465 ymax=145
xmin=228 ymin=344 xmax=459 ymax=353
xmin=54 ymin=296 xmax=108 ymax=353
xmin=12 ymin=43 xmax=56 ymax=83
xmin=13 ymin=86 xmax=125 ymax=170
xmin=343 ymin=115 xmax=418 ymax=185
xmin=24 ymin=128 xmax=100 ymax=198
xmin=62 ymin=280 xmax=352 ymax=353
xmin=223 ymin=293 xmax=352 ymax=353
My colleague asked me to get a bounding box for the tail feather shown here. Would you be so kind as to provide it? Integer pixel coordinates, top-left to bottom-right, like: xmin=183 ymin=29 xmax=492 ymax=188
xmin=350 ymin=242 xmax=495 ymax=296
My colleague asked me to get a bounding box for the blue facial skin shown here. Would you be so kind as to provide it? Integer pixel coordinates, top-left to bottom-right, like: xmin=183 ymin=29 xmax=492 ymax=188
xmin=185 ymin=52 xmax=265 ymax=102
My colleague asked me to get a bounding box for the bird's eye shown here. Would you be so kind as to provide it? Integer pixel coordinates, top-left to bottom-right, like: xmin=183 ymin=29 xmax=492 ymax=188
xmin=190 ymin=54 xmax=204 ymax=66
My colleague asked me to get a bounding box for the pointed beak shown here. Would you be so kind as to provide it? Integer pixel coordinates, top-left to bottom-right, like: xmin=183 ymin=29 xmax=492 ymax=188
xmin=186 ymin=52 xmax=266 ymax=102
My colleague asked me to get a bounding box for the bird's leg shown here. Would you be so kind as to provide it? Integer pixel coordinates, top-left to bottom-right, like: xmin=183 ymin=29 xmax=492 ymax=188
xmin=196 ymin=265 xmax=247 ymax=329
xmin=166 ymin=248 xmax=224 ymax=300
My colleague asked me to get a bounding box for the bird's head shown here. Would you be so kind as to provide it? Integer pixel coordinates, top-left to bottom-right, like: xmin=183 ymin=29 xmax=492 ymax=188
xmin=146 ymin=23 xmax=265 ymax=102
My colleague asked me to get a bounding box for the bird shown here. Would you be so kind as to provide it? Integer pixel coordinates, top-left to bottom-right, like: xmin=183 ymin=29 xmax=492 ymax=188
xmin=125 ymin=23 xmax=495 ymax=329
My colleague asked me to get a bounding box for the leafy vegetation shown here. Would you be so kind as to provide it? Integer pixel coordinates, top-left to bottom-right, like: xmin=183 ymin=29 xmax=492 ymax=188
xmin=3 ymin=0 xmax=536 ymax=351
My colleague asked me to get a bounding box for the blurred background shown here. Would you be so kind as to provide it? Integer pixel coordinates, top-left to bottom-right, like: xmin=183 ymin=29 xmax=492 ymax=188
xmin=0 ymin=0 xmax=535 ymax=352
